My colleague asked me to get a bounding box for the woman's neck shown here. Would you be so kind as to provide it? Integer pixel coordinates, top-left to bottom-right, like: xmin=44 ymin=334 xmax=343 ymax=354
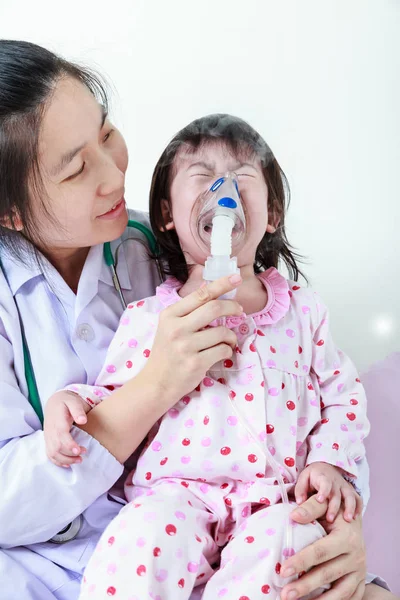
xmin=42 ymin=246 xmax=90 ymax=292
xmin=179 ymin=263 xmax=268 ymax=314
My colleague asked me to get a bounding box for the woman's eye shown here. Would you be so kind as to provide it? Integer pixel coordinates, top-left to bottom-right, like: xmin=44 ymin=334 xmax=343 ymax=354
xmin=237 ymin=173 xmax=253 ymax=178
xmin=65 ymin=163 xmax=86 ymax=182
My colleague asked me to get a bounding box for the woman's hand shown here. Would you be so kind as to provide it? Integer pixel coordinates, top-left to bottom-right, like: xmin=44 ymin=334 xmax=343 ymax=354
xmin=281 ymin=495 xmax=367 ymax=600
xmin=141 ymin=273 xmax=243 ymax=407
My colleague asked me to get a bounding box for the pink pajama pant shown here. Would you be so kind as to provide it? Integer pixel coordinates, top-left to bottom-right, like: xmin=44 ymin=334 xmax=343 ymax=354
xmin=79 ymin=486 xmax=327 ymax=600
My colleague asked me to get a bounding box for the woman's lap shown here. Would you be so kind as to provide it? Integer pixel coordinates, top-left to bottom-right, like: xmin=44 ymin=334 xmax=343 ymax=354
xmin=0 ymin=547 xmax=80 ymax=599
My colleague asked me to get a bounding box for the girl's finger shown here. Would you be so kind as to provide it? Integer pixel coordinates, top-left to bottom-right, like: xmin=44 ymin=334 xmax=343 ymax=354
xmin=326 ymin=489 xmax=342 ymax=522
xmin=354 ymin=493 xmax=363 ymax=517
xmin=65 ymin=395 xmax=88 ymax=425
xmin=342 ymin=488 xmax=357 ymax=522
xmin=294 ymin=470 xmax=310 ymax=504
xmin=315 ymin=475 xmax=332 ymax=503
xmin=56 ymin=429 xmax=84 ymax=456
xmin=50 ymin=452 xmax=83 ymax=467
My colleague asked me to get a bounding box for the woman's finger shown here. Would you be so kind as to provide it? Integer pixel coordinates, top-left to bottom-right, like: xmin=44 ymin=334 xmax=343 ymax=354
xmin=170 ymin=275 xmax=242 ymax=318
xmin=194 ymin=326 xmax=237 ymax=352
xmin=281 ymin=555 xmax=354 ymax=600
xmin=290 ymin=494 xmax=328 ymax=525
xmin=306 ymin=574 xmax=365 ymax=600
xmin=199 ymin=343 xmax=234 ymax=372
xmin=281 ymin=528 xmax=344 ymax=578
xmin=185 ymin=298 xmax=243 ymax=333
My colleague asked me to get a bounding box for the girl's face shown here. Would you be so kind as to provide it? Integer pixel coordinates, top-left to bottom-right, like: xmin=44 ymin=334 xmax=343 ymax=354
xmin=30 ymin=77 xmax=129 ymax=254
xmin=168 ymin=142 xmax=270 ymax=268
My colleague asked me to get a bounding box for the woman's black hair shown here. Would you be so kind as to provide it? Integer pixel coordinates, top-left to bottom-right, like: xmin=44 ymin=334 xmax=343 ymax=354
xmin=0 ymin=39 xmax=109 ymax=258
xmin=150 ymin=113 xmax=305 ymax=282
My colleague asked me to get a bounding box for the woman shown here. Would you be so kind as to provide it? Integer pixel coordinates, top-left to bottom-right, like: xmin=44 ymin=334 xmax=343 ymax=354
xmin=0 ymin=40 xmax=392 ymax=600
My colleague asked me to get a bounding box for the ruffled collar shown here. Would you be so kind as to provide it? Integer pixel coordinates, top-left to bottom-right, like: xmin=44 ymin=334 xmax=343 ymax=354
xmin=156 ymin=267 xmax=290 ymax=327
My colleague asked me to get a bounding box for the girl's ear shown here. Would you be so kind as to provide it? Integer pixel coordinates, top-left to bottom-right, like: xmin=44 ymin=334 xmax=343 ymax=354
xmin=161 ymin=199 xmax=175 ymax=231
xmin=267 ymin=203 xmax=281 ymax=234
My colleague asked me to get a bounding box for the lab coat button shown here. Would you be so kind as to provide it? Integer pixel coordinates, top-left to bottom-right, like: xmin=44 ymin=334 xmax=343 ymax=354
xmin=76 ymin=323 xmax=95 ymax=342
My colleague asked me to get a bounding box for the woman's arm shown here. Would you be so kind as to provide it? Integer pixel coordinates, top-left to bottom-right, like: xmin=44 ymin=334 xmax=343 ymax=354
xmin=80 ymin=275 xmax=242 ymax=463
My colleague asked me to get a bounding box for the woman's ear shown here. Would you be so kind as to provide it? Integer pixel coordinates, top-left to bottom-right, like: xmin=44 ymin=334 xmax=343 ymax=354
xmin=161 ymin=199 xmax=175 ymax=231
xmin=0 ymin=209 xmax=23 ymax=231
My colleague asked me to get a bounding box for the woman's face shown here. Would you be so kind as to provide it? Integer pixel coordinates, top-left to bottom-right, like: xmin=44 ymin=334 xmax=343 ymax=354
xmin=33 ymin=77 xmax=129 ymax=253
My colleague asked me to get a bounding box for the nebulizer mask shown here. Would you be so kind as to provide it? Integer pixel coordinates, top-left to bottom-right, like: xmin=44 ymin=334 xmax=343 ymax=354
xmin=191 ymin=173 xmax=246 ymax=298
xmin=192 ymin=173 xmax=294 ymax=588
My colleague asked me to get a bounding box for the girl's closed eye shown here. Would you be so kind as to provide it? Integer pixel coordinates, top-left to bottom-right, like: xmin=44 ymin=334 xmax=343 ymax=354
xmin=237 ymin=172 xmax=256 ymax=178
xmin=103 ymin=129 xmax=114 ymax=143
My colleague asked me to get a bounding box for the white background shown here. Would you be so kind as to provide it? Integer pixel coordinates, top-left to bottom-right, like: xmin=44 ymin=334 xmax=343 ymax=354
xmin=1 ymin=0 xmax=399 ymax=370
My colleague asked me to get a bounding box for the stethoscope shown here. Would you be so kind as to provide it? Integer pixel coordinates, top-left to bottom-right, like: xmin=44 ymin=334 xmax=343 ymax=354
xmin=1 ymin=219 xmax=159 ymax=428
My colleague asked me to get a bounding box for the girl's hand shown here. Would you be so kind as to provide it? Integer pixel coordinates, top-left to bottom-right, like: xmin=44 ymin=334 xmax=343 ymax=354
xmin=295 ymin=462 xmax=363 ymax=522
xmin=44 ymin=391 xmax=89 ymax=467
xmin=141 ymin=274 xmax=242 ymax=408
xmin=281 ymin=495 xmax=367 ymax=600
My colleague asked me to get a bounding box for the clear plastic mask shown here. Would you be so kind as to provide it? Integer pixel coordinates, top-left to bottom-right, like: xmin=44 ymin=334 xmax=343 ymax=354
xmin=190 ymin=173 xmax=246 ymax=257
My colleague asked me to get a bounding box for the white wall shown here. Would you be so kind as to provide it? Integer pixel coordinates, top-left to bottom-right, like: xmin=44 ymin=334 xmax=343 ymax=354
xmin=1 ymin=0 xmax=399 ymax=370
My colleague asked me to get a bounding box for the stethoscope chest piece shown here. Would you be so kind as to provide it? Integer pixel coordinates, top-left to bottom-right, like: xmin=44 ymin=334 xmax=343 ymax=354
xmin=49 ymin=514 xmax=82 ymax=544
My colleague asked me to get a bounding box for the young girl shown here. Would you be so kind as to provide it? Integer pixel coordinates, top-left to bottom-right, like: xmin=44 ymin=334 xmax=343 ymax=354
xmin=44 ymin=114 xmax=368 ymax=600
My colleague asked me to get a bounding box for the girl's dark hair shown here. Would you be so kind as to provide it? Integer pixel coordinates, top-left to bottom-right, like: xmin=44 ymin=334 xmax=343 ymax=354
xmin=0 ymin=40 xmax=109 ymax=258
xmin=150 ymin=113 xmax=305 ymax=283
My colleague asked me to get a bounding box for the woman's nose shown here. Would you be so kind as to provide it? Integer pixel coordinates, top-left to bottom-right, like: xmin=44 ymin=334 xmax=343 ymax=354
xmin=97 ymin=158 xmax=125 ymax=198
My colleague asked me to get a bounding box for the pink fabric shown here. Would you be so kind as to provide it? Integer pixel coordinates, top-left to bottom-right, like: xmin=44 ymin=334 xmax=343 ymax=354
xmin=66 ymin=269 xmax=369 ymax=599
xmin=362 ymin=353 xmax=400 ymax=596
xmin=80 ymin=494 xmax=327 ymax=600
